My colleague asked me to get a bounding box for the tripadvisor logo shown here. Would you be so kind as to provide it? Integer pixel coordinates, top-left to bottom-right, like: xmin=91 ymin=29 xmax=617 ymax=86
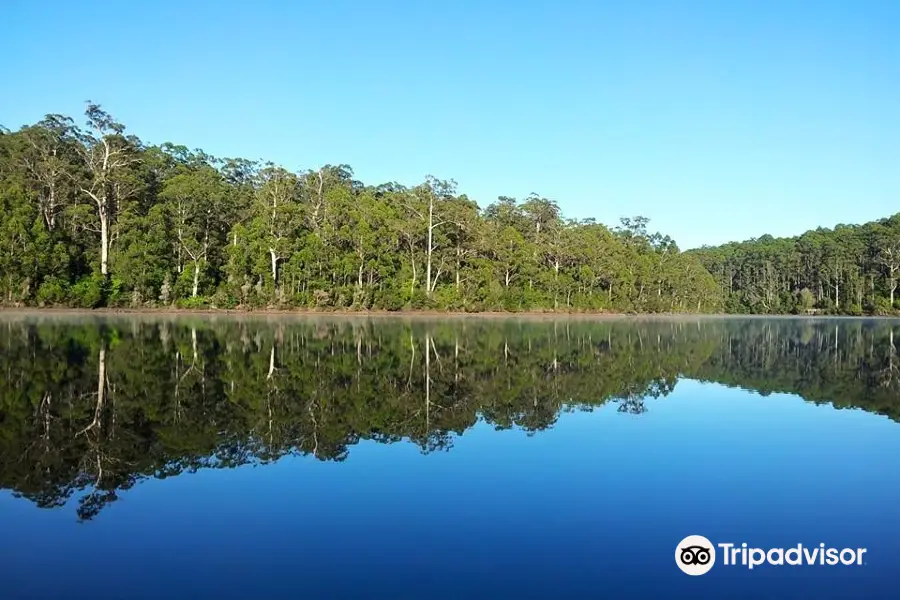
xmin=676 ymin=535 xmax=716 ymax=575
xmin=675 ymin=535 xmax=867 ymax=575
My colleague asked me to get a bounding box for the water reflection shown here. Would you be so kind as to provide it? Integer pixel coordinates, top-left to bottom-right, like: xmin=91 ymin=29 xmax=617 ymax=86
xmin=1 ymin=316 xmax=898 ymax=521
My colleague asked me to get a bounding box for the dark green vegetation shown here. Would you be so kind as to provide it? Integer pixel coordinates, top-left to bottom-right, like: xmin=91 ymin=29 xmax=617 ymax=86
xmin=690 ymin=217 xmax=900 ymax=315
xmin=2 ymin=104 xmax=896 ymax=314
xmin=1 ymin=316 xmax=898 ymax=520
xmin=0 ymin=105 xmax=717 ymax=313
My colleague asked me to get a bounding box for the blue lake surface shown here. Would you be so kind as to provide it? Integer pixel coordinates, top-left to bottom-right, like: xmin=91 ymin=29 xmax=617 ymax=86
xmin=0 ymin=316 xmax=898 ymax=599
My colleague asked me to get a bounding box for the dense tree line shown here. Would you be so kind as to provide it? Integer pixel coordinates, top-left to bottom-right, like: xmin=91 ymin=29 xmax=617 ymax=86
xmin=0 ymin=104 xmax=724 ymax=312
xmin=4 ymin=103 xmax=898 ymax=315
xmin=690 ymin=216 xmax=900 ymax=315
xmin=0 ymin=316 xmax=898 ymax=520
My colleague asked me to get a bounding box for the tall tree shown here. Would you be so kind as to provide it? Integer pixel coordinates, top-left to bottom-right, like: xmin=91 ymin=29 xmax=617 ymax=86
xmin=252 ymin=165 xmax=301 ymax=297
xmin=74 ymin=103 xmax=139 ymax=278
xmin=873 ymin=220 xmax=900 ymax=308
xmin=160 ymin=163 xmax=229 ymax=297
xmin=406 ymin=176 xmax=456 ymax=297
xmin=20 ymin=115 xmax=77 ymax=231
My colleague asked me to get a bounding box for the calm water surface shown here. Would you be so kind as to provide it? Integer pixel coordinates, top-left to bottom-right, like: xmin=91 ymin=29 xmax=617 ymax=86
xmin=1 ymin=315 xmax=899 ymax=599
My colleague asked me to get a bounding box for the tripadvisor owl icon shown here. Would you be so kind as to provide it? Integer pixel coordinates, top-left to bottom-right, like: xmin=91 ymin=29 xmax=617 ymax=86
xmin=676 ymin=535 xmax=716 ymax=575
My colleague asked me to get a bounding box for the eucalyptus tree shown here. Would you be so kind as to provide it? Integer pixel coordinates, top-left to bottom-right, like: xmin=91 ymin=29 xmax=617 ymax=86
xmin=415 ymin=176 xmax=457 ymax=297
xmin=520 ymin=193 xmax=561 ymax=237
xmin=73 ymin=103 xmax=140 ymax=278
xmin=873 ymin=222 xmax=900 ymax=309
xmin=20 ymin=115 xmax=79 ymax=232
xmin=9 ymin=102 xmax=898 ymax=314
xmin=522 ymin=194 xmax=565 ymax=304
xmin=299 ymin=164 xmax=355 ymax=235
xmin=252 ymin=164 xmax=302 ymax=297
xmin=441 ymin=193 xmax=481 ymax=295
xmin=160 ymin=163 xmax=230 ymax=297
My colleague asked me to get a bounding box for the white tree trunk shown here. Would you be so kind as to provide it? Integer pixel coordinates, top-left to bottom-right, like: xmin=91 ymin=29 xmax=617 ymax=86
xmin=456 ymin=245 xmax=461 ymax=290
xmin=100 ymin=211 xmax=110 ymax=276
xmin=409 ymin=241 xmax=417 ymax=296
xmin=47 ymin=184 xmax=57 ymax=230
xmin=425 ymin=195 xmax=433 ymax=297
xmin=270 ymin=249 xmax=278 ymax=287
xmin=192 ymin=261 xmax=201 ymax=297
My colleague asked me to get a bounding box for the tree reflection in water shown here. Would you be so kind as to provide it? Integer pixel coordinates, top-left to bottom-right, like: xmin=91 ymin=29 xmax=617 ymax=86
xmin=0 ymin=316 xmax=897 ymax=520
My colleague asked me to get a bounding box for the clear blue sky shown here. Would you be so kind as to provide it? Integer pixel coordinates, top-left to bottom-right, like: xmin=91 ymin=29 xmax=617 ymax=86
xmin=1 ymin=0 xmax=897 ymax=249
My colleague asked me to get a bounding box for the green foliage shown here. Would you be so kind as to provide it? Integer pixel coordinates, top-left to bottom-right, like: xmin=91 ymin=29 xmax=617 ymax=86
xmin=210 ymin=289 xmax=239 ymax=309
xmin=70 ymin=275 xmax=105 ymax=308
xmin=691 ymin=217 xmax=900 ymax=316
xmin=2 ymin=102 xmax=895 ymax=315
xmin=35 ymin=278 xmax=67 ymax=306
xmin=798 ymin=288 xmax=815 ymax=311
xmin=374 ymin=285 xmax=406 ymax=311
xmin=106 ymin=277 xmax=125 ymax=306
xmin=176 ymin=296 xmax=209 ymax=309
xmin=408 ymin=290 xmax=432 ymax=310
xmin=875 ymin=297 xmax=895 ymax=315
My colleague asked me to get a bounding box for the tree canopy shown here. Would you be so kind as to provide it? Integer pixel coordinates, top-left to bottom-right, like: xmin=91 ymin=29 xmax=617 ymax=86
xmin=689 ymin=217 xmax=900 ymax=315
xmin=1 ymin=103 xmax=898 ymax=314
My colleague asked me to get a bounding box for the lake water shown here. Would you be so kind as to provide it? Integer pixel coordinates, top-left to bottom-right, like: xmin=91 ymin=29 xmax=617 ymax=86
xmin=1 ymin=315 xmax=899 ymax=599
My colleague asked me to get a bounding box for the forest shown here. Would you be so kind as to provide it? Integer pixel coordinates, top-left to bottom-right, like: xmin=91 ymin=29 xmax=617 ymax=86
xmin=1 ymin=103 xmax=898 ymax=314
xmin=1 ymin=316 xmax=898 ymax=520
xmin=690 ymin=216 xmax=900 ymax=315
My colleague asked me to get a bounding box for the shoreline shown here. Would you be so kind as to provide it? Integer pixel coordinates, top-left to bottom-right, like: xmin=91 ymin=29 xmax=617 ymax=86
xmin=0 ymin=307 xmax=894 ymax=320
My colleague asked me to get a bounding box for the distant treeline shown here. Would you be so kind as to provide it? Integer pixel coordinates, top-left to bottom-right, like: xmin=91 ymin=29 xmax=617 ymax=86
xmin=1 ymin=317 xmax=898 ymax=520
xmin=690 ymin=216 xmax=900 ymax=315
xmin=1 ymin=103 xmax=898 ymax=314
